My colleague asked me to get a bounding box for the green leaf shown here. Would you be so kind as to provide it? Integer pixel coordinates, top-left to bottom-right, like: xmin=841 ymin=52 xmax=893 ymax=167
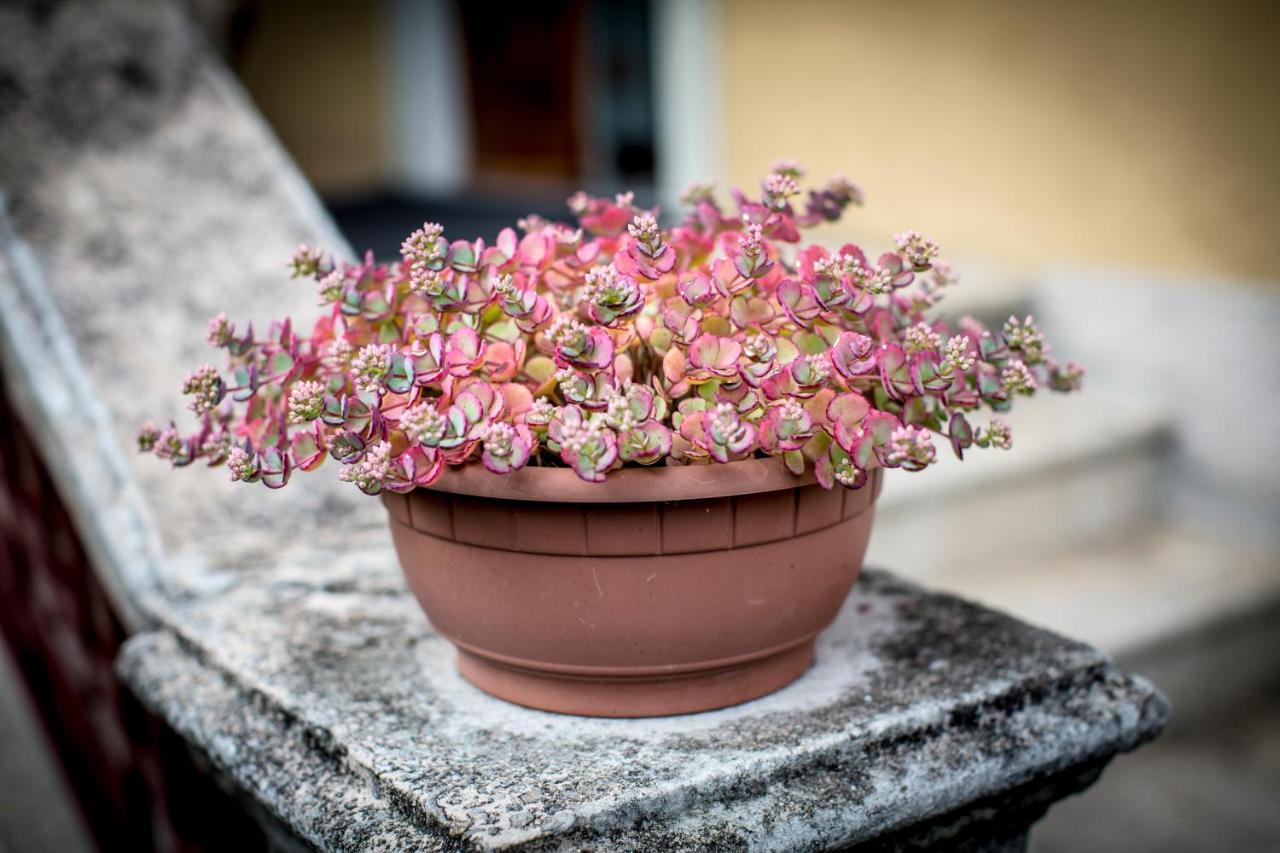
xmin=456 ymin=392 xmax=483 ymax=423
xmin=340 ymin=287 xmax=362 ymax=316
xmin=362 ymin=292 xmax=391 ymax=320
xmin=376 ymin=321 xmax=400 ymax=344
xmin=344 ymin=396 xmax=372 ymax=433
xmin=231 ymin=365 xmax=258 ymax=402
xmin=486 ymin=318 xmax=520 ymax=342
xmin=949 ymin=412 xmax=973 ymax=460
xmin=525 ymin=355 xmax=556 ymax=383
xmin=802 ymin=431 xmax=831 ymax=461
xmin=329 ymin=431 xmax=365 ymax=463
xmin=260 ymin=448 xmax=292 ymax=489
xmin=794 ymin=331 xmax=828 ymax=356
xmin=448 ymin=240 xmax=478 ymax=272
xmin=270 ymin=351 xmax=294 ymax=377
xmin=901 ymin=397 xmax=931 ymax=425
xmin=775 ymin=336 xmax=800 ymax=365
xmin=385 ymin=353 xmax=414 ymax=394
xmin=320 ymin=394 xmax=344 ymax=426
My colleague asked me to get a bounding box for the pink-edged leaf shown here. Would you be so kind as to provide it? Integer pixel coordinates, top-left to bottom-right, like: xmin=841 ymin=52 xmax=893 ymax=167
xmin=761 ymin=368 xmax=792 ymax=401
xmin=688 ymin=333 xmax=740 ymax=375
xmin=879 ymin=344 xmax=913 ymax=400
xmin=385 ymin=352 xmax=415 ymax=394
xmin=836 ymin=243 xmax=869 ymax=268
xmin=290 ymin=426 xmax=326 ymax=471
xmin=343 ymin=396 xmax=372 ymax=433
xmin=677 ymin=271 xmax=722 ymax=306
xmin=877 ymin=251 xmax=915 ymax=288
xmin=402 ymin=446 xmax=444 ymax=487
xmin=619 ymin=420 xmax=672 ymax=465
xmin=661 ymin=297 xmax=702 ymax=344
xmin=910 ymin=351 xmax=951 ymax=396
xmin=410 ymin=333 xmax=447 ymax=385
xmin=814 ymin=453 xmax=835 ymax=489
xmin=454 ymin=389 xmax=486 ymax=424
xmin=949 ymin=411 xmax=974 ymax=460
xmin=496 ymin=227 xmax=518 ymax=260
xmin=231 ymin=364 xmax=259 ymax=402
xmin=663 ymin=346 xmax=687 ymax=384
xmin=445 ymin=327 xmax=485 ymax=376
xmin=826 ymin=392 xmax=871 ymax=450
xmin=864 ymin=409 xmax=899 ymax=442
xmin=729 ymin=295 xmax=775 ymax=329
xmin=850 ymin=433 xmax=876 ymax=470
xmin=329 ymin=430 xmax=366 ymax=464
xmin=259 ymin=447 xmax=292 ymax=489
xmin=448 ymin=239 xmax=479 ymax=273
xmin=517 ymin=230 xmax=553 ymax=267
xmin=777 ymin=279 xmax=822 ymax=328
xmin=574 ymin=326 xmax=617 ymax=370
xmin=499 ymin=382 xmax=533 ymax=416
xmin=829 ymin=331 xmax=878 ymax=378
xmin=483 ymin=341 xmax=519 ymax=383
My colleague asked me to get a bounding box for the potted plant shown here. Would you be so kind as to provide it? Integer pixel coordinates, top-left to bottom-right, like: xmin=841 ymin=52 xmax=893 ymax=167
xmin=140 ymin=163 xmax=1082 ymax=717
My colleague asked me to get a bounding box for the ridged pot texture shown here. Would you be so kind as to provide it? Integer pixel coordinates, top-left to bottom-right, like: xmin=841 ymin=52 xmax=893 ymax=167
xmin=383 ymin=459 xmax=881 ymax=717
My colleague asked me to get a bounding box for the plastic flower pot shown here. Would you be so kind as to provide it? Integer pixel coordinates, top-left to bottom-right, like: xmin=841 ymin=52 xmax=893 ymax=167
xmin=383 ymin=458 xmax=881 ymax=717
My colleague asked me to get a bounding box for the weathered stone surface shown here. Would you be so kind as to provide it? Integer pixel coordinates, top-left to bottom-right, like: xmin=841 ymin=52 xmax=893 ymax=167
xmin=0 ymin=0 xmax=383 ymax=627
xmin=119 ymin=566 xmax=1167 ymax=851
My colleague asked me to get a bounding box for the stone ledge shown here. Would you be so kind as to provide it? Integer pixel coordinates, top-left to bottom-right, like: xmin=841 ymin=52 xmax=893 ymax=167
xmin=0 ymin=0 xmax=383 ymax=631
xmin=118 ymin=568 xmax=1167 ymax=852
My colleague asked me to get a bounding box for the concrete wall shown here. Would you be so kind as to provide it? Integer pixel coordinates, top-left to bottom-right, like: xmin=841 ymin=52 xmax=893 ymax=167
xmin=720 ymin=0 xmax=1280 ymax=282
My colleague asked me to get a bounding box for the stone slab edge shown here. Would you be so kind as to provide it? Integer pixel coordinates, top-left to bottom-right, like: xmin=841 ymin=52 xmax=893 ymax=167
xmin=119 ymin=595 xmax=1169 ymax=852
xmin=119 ymin=630 xmax=444 ymax=852
xmin=0 ymin=27 xmax=350 ymax=631
xmin=0 ymin=199 xmax=161 ymax=630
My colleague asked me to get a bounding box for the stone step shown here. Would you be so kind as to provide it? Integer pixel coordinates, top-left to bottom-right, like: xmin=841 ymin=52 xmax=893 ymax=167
xmin=866 ymin=391 xmax=1170 ymax=573
xmin=910 ymin=524 xmax=1278 ymax=657
xmin=1035 ymin=270 xmax=1280 ymax=545
xmin=901 ymin=522 xmax=1280 ymax=731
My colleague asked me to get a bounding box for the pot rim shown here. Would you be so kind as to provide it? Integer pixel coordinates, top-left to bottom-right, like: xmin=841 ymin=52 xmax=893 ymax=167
xmin=424 ymin=455 xmax=821 ymax=503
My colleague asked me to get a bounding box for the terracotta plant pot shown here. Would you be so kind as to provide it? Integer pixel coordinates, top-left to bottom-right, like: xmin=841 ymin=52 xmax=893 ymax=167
xmin=382 ymin=458 xmax=881 ymax=717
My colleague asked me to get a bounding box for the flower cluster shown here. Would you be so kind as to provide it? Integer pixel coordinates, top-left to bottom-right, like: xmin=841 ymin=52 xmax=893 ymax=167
xmin=141 ymin=164 xmax=1080 ymax=494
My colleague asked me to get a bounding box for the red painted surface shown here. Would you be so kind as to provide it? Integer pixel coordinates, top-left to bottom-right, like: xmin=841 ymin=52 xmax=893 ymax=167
xmin=0 ymin=374 xmax=268 ymax=852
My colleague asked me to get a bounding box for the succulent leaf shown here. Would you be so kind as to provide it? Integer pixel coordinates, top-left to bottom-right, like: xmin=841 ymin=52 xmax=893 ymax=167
xmin=143 ymin=163 xmax=1080 ymax=491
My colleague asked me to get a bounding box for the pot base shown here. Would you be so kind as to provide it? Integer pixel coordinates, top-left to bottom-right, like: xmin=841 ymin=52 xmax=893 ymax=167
xmin=455 ymin=640 xmax=816 ymax=717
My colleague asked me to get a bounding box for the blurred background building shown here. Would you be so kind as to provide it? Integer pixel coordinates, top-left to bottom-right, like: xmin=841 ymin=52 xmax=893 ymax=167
xmin=2 ymin=0 xmax=1278 ymax=851
xmin=196 ymin=0 xmax=1280 ymax=281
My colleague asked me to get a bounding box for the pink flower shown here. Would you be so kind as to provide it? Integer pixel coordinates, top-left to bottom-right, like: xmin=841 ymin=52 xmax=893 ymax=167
xmin=480 ymin=422 xmax=534 ymax=474
xmin=584 ymin=265 xmax=645 ymax=325
xmin=759 ymin=398 xmax=814 ymax=453
xmin=549 ymin=319 xmax=615 ymax=371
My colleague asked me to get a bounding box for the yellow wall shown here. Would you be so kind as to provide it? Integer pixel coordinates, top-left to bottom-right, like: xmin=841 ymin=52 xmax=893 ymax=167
xmin=721 ymin=0 xmax=1280 ymax=281
xmin=234 ymin=0 xmax=391 ymax=196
